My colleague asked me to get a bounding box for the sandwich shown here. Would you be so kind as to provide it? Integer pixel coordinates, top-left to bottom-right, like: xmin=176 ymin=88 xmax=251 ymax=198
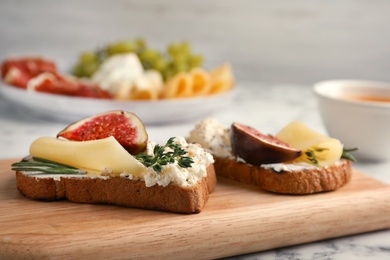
xmin=12 ymin=111 xmax=216 ymax=214
xmin=187 ymin=119 xmax=355 ymax=194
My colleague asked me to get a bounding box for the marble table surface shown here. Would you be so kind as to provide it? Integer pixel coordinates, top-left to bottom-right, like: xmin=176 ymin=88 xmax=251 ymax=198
xmin=0 ymin=83 xmax=389 ymax=259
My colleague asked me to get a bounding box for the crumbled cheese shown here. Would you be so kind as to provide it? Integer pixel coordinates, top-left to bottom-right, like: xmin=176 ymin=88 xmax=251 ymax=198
xmin=101 ymin=166 xmax=113 ymax=176
xmin=187 ymin=118 xmax=233 ymax=158
xmin=121 ymin=137 xmax=214 ymax=188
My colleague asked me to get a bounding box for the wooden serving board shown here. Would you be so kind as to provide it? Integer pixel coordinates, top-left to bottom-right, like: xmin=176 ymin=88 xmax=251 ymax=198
xmin=0 ymin=158 xmax=389 ymax=259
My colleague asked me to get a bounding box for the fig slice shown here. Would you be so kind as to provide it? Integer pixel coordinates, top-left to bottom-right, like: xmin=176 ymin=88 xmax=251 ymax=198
xmin=57 ymin=110 xmax=148 ymax=155
xmin=231 ymin=122 xmax=302 ymax=165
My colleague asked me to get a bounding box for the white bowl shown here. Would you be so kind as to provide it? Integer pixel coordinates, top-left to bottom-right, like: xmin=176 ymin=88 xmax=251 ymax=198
xmin=313 ymin=80 xmax=390 ymax=162
xmin=0 ymin=82 xmax=237 ymax=125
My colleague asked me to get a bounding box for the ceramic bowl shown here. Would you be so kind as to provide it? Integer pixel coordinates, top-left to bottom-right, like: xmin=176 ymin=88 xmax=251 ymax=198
xmin=313 ymin=80 xmax=390 ymax=162
xmin=0 ymin=82 xmax=237 ymax=124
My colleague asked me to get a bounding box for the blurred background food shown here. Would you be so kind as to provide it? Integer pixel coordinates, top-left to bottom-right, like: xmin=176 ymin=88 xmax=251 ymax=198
xmin=1 ymin=43 xmax=234 ymax=100
xmin=1 ymin=0 xmax=390 ymax=86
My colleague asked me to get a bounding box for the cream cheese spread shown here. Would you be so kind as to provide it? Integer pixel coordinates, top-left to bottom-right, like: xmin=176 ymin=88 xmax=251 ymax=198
xmin=121 ymin=136 xmax=214 ymax=187
xmin=187 ymin=118 xmax=233 ymax=158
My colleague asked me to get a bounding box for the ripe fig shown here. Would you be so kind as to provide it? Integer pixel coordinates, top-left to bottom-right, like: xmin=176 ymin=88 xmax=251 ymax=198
xmin=57 ymin=110 xmax=148 ymax=155
xmin=231 ymin=122 xmax=302 ymax=165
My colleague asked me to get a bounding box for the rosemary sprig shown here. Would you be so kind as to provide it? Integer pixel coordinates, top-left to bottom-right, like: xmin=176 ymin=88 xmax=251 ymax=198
xmin=11 ymin=156 xmax=86 ymax=174
xmin=135 ymin=137 xmax=194 ymax=173
xmin=341 ymin=147 xmax=358 ymax=162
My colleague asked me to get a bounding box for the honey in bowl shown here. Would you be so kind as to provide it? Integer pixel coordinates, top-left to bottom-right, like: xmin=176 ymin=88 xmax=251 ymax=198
xmin=344 ymin=95 xmax=390 ymax=103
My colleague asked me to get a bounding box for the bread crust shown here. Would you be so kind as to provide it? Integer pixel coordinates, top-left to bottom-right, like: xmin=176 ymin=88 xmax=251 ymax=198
xmin=16 ymin=165 xmax=216 ymax=214
xmin=214 ymin=157 xmax=352 ymax=194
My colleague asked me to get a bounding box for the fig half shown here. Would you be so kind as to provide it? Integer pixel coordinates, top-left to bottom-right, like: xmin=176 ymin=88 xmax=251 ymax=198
xmin=231 ymin=122 xmax=302 ymax=165
xmin=57 ymin=110 xmax=148 ymax=155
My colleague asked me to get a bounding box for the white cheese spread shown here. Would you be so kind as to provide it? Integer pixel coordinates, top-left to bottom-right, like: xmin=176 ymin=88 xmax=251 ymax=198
xmin=187 ymin=118 xmax=233 ymax=158
xmin=121 ymin=136 xmax=214 ymax=187
xmin=261 ymin=162 xmax=318 ymax=172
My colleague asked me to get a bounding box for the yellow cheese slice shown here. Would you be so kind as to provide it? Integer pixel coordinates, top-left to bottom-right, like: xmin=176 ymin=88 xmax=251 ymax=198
xmin=162 ymin=72 xmax=193 ymax=98
xmin=276 ymin=121 xmax=343 ymax=166
xmin=276 ymin=121 xmax=329 ymax=150
xmin=29 ymin=136 xmax=147 ymax=176
xmin=189 ymin=67 xmax=211 ymax=96
xmin=209 ymin=63 xmax=235 ymax=94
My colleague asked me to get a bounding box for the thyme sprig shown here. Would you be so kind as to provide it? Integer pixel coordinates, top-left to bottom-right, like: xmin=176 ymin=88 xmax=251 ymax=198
xmin=304 ymin=147 xmax=328 ymax=165
xmin=135 ymin=137 xmax=194 ymax=173
xmin=304 ymin=147 xmax=358 ymax=166
xmin=11 ymin=156 xmax=86 ymax=174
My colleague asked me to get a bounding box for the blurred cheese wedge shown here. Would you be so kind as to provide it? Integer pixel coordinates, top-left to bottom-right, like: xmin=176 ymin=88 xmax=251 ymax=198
xmin=129 ymin=70 xmax=164 ymax=100
xmin=209 ymin=63 xmax=235 ymax=94
xmin=30 ymin=136 xmax=147 ymax=176
xmin=189 ymin=68 xmax=211 ymax=96
xmin=276 ymin=121 xmax=343 ymax=166
xmin=276 ymin=121 xmax=328 ymax=150
xmin=162 ymin=72 xmax=193 ymax=98
xmin=91 ymin=53 xmax=144 ymax=95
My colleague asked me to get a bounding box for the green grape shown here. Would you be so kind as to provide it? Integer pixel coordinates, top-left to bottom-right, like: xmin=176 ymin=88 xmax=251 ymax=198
xmin=80 ymin=51 xmax=98 ymax=63
xmin=72 ymin=61 xmax=99 ymax=78
xmin=85 ymin=62 xmax=100 ymax=76
xmin=171 ymin=53 xmax=187 ymax=65
xmin=165 ymin=42 xmax=203 ymax=74
xmin=72 ymin=39 xmax=205 ymax=80
xmin=173 ymin=62 xmax=189 ymax=73
xmin=153 ymin=58 xmax=168 ymax=72
xmin=178 ymin=41 xmax=191 ymax=57
xmin=167 ymin=43 xmax=181 ymax=57
xmin=139 ymin=49 xmax=160 ymax=62
xmin=139 ymin=48 xmax=165 ymax=71
xmin=134 ymin=38 xmax=146 ymax=51
xmin=106 ymin=41 xmax=135 ymax=56
xmin=189 ymin=55 xmax=204 ymax=69
xmin=163 ymin=67 xmax=176 ymax=81
xmin=72 ymin=65 xmax=84 ymax=77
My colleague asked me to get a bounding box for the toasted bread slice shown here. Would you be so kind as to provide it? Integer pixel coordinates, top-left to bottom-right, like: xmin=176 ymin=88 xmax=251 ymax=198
xmin=15 ymin=165 xmax=216 ymax=214
xmin=214 ymin=157 xmax=352 ymax=194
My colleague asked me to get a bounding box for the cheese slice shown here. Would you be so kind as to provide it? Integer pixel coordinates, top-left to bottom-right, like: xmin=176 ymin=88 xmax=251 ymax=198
xmin=29 ymin=136 xmax=147 ymax=176
xmin=276 ymin=121 xmax=343 ymax=166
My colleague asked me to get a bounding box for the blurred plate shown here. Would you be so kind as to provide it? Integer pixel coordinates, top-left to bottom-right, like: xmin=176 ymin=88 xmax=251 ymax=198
xmin=0 ymin=82 xmax=236 ymax=124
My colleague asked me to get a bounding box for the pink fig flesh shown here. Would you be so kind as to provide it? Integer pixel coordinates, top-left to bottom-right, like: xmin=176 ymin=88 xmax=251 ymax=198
xmin=57 ymin=110 xmax=148 ymax=155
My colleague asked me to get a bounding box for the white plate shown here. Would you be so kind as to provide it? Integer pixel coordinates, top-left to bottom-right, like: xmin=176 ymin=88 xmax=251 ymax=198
xmin=0 ymin=82 xmax=237 ymax=124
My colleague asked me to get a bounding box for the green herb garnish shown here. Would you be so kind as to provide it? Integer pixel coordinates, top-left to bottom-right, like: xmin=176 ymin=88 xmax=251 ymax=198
xmin=304 ymin=146 xmax=358 ymax=166
xmin=304 ymin=147 xmax=328 ymax=165
xmin=11 ymin=156 xmax=86 ymax=174
xmin=135 ymin=137 xmax=194 ymax=173
xmin=341 ymin=147 xmax=358 ymax=162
